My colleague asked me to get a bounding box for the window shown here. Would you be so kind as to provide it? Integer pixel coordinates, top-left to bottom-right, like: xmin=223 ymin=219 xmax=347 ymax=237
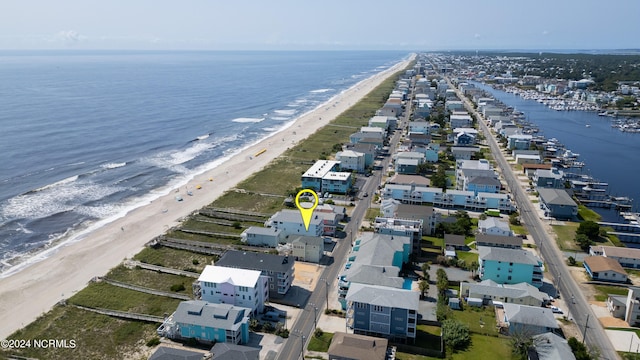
xmin=508 ymin=276 xmax=512 ymax=281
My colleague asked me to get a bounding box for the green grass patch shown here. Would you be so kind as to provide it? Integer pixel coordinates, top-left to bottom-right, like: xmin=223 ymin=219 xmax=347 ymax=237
xmin=307 ymin=331 xmax=334 ymax=352
xmin=209 ymin=191 xmax=285 ymax=214
xmin=133 ymin=246 xmax=217 ymax=271
xmin=578 ymin=205 xmax=602 ymax=222
xmin=423 ymin=236 xmax=444 ymax=248
xmin=456 ymin=251 xmax=478 ymax=266
xmin=107 ymin=265 xmax=193 ymax=294
xmin=450 ymin=306 xmax=499 ymax=337
xmin=551 ymin=222 xmax=580 ymax=251
xmin=238 ymin=158 xmax=308 ymax=195
xmin=4 ymin=305 xmax=159 ymax=360
xmin=594 ymin=285 xmax=629 ymax=302
xmin=365 ymin=207 xmax=381 ymax=222
xmin=510 ymin=224 xmax=528 ymax=235
xmin=68 ymin=282 xmax=181 ymax=316
xmin=450 ymin=333 xmax=514 ymax=359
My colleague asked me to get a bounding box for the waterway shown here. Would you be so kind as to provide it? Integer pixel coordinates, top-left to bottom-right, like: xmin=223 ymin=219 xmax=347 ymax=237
xmin=473 ymin=82 xmax=640 ymax=223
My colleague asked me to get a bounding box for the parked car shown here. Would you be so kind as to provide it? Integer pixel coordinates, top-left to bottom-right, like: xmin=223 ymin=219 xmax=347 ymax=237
xmin=550 ymin=306 xmax=563 ymax=314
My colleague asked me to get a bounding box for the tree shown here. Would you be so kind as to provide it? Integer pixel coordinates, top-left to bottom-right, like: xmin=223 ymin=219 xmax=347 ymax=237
xmin=469 ymin=261 xmax=479 ymax=277
xmin=575 ymin=233 xmax=593 ymax=251
xmin=568 ymin=337 xmax=592 ymax=360
xmin=576 ymin=220 xmax=600 ymax=240
xmin=418 ymin=280 xmax=430 ymax=299
xmin=567 ymin=256 xmax=577 ymax=266
xmin=442 ymin=319 xmax=471 ymax=351
xmin=509 ymin=212 xmax=521 ymax=225
xmin=437 ymin=268 xmax=449 ymax=297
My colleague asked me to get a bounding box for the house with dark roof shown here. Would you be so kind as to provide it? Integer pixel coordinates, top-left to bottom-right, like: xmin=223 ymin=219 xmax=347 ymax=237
xmin=475 ymin=234 xmax=522 ymax=249
xmin=328 ymin=332 xmax=389 ymax=360
xmin=537 ymin=188 xmax=578 ymax=220
xmin=158 ymin=300 xmax=251 ymax=345
xmin=583 ymin=256 xmax=628 ymax=283
xmin=215 ymin=250 xmax=295 ymax=297
xmin=210 ymin=342 xmax=259 ymax=360
xmin=149 ymin=346 xmax=204 ymax=360
xmin=444 ymin=233 xmax=467 ymax=250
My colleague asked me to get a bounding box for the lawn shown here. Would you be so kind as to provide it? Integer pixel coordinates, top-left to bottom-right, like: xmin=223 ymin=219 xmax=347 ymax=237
xmin=456 ymin=251 xmax=479 ymax=267
xmin=551 ymin=222 xmax=580 ymax=251
xmin=450 ymin=306 xmax=499 ymax=337
xmin=4 ymin=305 xmax=159 ymax=360
xmin=578 ymin=205 xmax=602 ymax=222
xmin=449 ymin=333 xmax=514 ymax=360
xmin=366 ymin=207 xmax=381 ymax=222
xmin=133 ymin=246 xmax=218 ymax=272
xmin=106 ymin=264 xmax=193 ymax=294
xmin=307 ymin=331 xmax=334 ymax=352
xmin=422 ymin=236 xmax=444 ymax=248
xmin=594 ymin=285 xmax=629 ymax=302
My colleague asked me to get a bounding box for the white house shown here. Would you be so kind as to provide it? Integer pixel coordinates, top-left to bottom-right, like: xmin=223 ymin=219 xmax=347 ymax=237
xmin=265 ymin=209 xmax=324 ymax=237
xmin=478 ymin=217 xmax=513 ymax=237
xmin=240 ymin=226 xmax=284 ymax=247
xmin=197 ymin=265 xmax=269 ymax=316
xmin=336 ymin=150 xmax=366 ymax=172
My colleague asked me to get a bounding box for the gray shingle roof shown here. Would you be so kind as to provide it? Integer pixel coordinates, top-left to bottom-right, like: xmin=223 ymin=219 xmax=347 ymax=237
xmin=537 ymin=188 xmax=576 ymax=206
xmin=173 ymin=301 xmax=250 ymax=331
xmin=149 ymin=346 xmax=204 ymax=360
xmin=467 ymin=280 xmax=548 ymax=303
xmin=211 ymin=343 xmax=260 ymax=360
xmin=478 ymin=246 xmax=541 ymax=265
xmin=346 ymin=283 xmax=419 ymax=310
xmin=503 ymin=303 xmax=559 ymax=329
xmin=476 ymin=234 xmax=522 ymax=247
xmin=216 ymin=250 xmax=294 ymax=273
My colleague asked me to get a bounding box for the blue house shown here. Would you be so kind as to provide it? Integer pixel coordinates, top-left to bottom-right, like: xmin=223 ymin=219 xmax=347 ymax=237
xmin=159 ymin=301 xmax=251 ymax=345
xmin=478 ymin=246 xmax=544 ymax=287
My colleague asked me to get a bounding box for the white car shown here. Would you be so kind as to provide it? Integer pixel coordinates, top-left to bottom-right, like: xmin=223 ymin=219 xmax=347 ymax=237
xmin=550 ymin=306 xmax=563 ymax=314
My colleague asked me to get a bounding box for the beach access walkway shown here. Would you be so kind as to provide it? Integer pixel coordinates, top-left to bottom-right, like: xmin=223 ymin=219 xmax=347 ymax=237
xmin=125 ymin=260 xmax=200 ymax=278
xmin=96 ymin=277 xmax=192 ymax=301
xmin=69 ymin=303 xmax=164 ymax=323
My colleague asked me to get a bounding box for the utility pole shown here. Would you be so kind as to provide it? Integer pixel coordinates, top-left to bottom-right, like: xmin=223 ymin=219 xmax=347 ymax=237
xmin=582 ymin=313 xmax=590 ymax=345
xmin=300 ymin=335 xmax=306 ymax=360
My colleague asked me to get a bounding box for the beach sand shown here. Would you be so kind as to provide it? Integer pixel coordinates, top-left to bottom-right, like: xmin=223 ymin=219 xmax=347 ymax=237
xmin=0 ymin=55 xmax=413 ymax=339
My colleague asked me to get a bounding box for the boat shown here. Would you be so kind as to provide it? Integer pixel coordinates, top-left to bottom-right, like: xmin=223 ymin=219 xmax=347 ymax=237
xmin=196 ymin=133 xmax=210 ymax=141
xmin=585 ymin=124 xmax=591 ymax=128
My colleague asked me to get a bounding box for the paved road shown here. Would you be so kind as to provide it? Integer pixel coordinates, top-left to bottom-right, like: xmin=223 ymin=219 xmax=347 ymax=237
xmin=443 ymin=72 xmax=619 ymax=360
xmin=276 ymin=75 xmax=413 ymax=360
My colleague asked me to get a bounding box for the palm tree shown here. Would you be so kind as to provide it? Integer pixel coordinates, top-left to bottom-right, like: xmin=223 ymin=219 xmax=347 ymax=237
xmin=419 ymin=280 xmax=430 ymax=300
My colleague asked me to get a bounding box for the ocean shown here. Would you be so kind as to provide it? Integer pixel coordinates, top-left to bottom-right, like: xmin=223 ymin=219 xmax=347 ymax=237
xmin=475 ymin=82 xmax=640 ymax=222
xmin=0 ymin=50 xmax=409 ymax=275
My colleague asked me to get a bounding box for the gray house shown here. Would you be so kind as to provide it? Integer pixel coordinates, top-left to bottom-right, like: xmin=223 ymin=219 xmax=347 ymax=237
xmin=537 ymin=188 xmax=578 ymax=220
xmin=346 ymin=283 xmax=419 ymax=342
xmin=502 ymin=303 xmax=559 ymax=336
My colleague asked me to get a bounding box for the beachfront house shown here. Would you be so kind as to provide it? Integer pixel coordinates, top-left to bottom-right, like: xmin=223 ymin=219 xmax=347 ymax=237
xmin=328 ymin=332 xmax=389 ymax=360
xmin=240 ymin=226 xmax=284 ymax=247
xmin=266 ymin=209 xmax=324 ymax=237
xmin=211 ymin=343 xmax=260 ymax=360
xmin=537 ymin=188 xmax=578 ymax=220
xmin=583 ymin=256 xmax=628 ymax=283
xmin=215 ymin=250 xmax=295 ymax=298
xmin=158 ymin=300 xmax=250 ymax=345
xmin=301 ymin=160 xmax=340 ymax=192
xmin=336 ymin=150 xmax=366 ymax=172
xmin=346 ymin=283 xmax=419 ymax=343
xmin=478 ymin=246 xmax=544 ymax=287
xmin=321 ymin=172 xmax=353 ymax=194
xmin=196 ymin=265 xmax=269 ymax=316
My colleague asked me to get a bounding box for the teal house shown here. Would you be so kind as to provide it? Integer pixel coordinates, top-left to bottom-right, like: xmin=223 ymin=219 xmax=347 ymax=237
xmin=478 ymin=246 xmax=544 ymax=288
xmin=159 ymin=300 xmax=251 ymax=345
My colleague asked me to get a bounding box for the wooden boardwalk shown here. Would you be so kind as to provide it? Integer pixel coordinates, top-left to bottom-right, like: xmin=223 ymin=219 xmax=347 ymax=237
xmin=125 ymin=260 xmax=200 ymax=278
xmin=69 ymin=304 xmax=165 ymax=323
xmin=97 ymin=277 xmax=191 ymax=301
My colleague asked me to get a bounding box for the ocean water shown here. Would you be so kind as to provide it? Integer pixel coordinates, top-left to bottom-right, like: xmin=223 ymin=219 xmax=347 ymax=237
xmin=0 ymin=50 xmax=409 ymax=274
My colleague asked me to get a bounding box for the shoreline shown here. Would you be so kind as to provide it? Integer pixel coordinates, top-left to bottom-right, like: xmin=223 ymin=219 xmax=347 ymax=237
xmin=0 ymin=54 xmax=414 ymax=340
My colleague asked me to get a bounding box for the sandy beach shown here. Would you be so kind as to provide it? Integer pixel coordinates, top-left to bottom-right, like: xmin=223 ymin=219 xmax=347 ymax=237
xmin=0 ymin=55 xmax=413 ymax=339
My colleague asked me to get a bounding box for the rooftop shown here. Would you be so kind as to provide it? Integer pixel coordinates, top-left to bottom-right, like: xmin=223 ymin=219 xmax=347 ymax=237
xmin=172 ymin=300 xmax=250 ymax=330
xmin=302 ymin=160 xmax=340 ymax=179
xmin=346 ymin=283 xmax=419 ymax=310
xmin=478 ymin=246 xmax=541 ymax=266
xmin=198 ymin=265 xmax=262 ymax=287
xmin=538 ymin=188 xmax=577 ymax=206
xmin=584 ymin=255 xmax=626 ymax=274
xmin=216 ymin=250 xmax=294 ymax=273
xmin=503 ymin=303 xmax=559 ymax=329
xmin=328 ymin=332 xmax=388 ymax=360
xmin=388 ymin=174 xmax=431 ymax=187
xmin=476 ymin=234 xmax=522 ymax=247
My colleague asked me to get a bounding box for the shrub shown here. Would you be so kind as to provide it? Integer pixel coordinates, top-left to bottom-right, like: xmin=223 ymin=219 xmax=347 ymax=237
xmin=314 ymin=328 xmax=324 ymax=338
xmin=146 ymin=337 xmax=160 ymax=347
xmin=442 ymin=319 xmax=470 ymax=351
xmin=170 ymin=283 xmax=186 ymax=292
xmin=192 ymin=259 xmax=200 ymax=265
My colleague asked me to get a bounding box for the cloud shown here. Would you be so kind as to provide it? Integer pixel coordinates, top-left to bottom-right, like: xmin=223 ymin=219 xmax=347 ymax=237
xmin=52 ymin=30 xmax=86 ymax=45
xmin=474 ymin=33 xmax=481 ymax=39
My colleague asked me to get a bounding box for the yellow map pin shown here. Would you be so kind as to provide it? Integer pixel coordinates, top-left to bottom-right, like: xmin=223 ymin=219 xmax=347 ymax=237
xmin=295 ymin=189 xmax=319 ymax=231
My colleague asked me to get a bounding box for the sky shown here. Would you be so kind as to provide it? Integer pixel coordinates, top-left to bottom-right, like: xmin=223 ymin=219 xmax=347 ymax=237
xmin=1 ymin=0 xmax=639 ymax=51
